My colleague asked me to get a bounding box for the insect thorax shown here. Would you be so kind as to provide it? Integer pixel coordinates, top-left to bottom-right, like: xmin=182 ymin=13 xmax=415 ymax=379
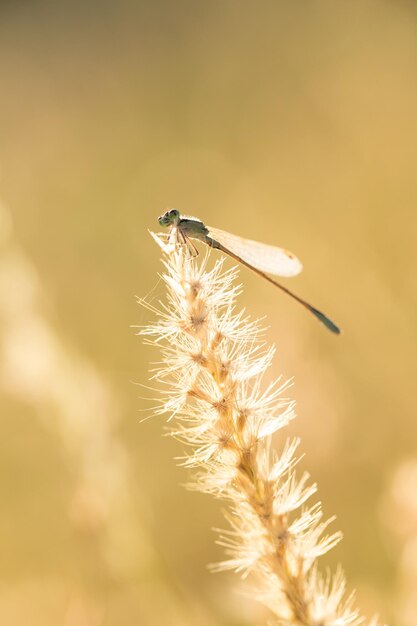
xmin=180 ymin=218 xmax=209 ymax=240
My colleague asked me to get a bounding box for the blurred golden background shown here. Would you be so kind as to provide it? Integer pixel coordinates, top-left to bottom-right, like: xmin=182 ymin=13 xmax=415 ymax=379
xmin=0 ymin=1 xmax=416 ymax=624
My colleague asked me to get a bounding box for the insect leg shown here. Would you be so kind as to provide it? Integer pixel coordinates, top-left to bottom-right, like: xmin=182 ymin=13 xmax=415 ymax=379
xmin=186 ymin=238 xmax=199 ymax=258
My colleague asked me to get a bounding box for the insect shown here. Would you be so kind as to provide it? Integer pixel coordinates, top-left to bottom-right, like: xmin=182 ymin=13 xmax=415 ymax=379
xmin=158 ymin=209 xmax=341 ymax=335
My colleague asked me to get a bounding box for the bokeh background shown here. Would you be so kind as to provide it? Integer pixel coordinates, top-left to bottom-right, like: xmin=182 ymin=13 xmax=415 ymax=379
xmin=0 ymin=1 xmax=416 ymax=624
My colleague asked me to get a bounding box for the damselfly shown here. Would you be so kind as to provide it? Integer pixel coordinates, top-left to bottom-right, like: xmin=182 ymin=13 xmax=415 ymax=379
xmin=158 ymin=209 xmax=340 ymax=335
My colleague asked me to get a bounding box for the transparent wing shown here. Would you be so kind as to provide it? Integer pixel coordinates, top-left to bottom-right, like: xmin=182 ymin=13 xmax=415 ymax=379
xmin=207 ymin=226 xmax=302 ymax=277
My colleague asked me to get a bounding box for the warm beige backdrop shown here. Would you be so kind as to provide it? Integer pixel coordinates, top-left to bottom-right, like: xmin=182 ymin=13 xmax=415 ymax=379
xmin=0 ymin=1 xmax=416 ymax=624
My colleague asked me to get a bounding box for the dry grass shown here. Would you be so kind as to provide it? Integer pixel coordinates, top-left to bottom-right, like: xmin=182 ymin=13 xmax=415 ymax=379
xmin=141 ymin=238 xmax=381 ymax=625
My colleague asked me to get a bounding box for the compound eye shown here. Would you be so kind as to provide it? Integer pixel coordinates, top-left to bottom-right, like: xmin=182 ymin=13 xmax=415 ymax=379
xmin=158 ymin=212 xmax=168 ymax=226
xmin=169 ymin=209 xmax=179 ymax=219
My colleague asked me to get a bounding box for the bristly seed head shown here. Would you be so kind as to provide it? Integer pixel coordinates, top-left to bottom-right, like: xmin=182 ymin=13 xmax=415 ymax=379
xmin=188 ymin=278 xmax=202 ymax=298
xmin=141 ymin=238 xmax=377 ymax=626
xmin=190 ymin=351 xmax=208 ymax=367
xmin=212 ymin=396 xmax=229 ymax=414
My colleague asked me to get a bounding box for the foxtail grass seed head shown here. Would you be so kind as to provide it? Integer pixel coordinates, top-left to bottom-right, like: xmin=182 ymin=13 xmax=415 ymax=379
xmin=140 ymin=235 xmax=382 ymax=626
